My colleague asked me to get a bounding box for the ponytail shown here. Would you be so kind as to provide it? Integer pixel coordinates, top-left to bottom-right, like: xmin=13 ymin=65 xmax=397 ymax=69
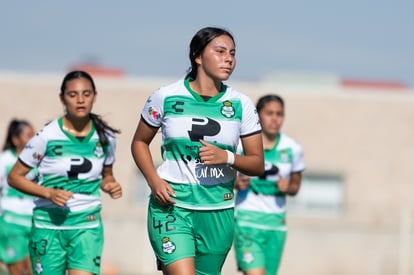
xmin=89 ymin=113 xmax=120 ymax=146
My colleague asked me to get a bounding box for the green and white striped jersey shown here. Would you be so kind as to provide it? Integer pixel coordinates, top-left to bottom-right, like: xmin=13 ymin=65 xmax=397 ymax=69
xmin=0 ymin=149 xmax=36 ymax=226
xmin=19 ymin=118 xmax=116 ymax=229
xmin=141 ymin=78 xmax=261 ymax=210
xmin=235 ymin=133 xmax=304 ymax=230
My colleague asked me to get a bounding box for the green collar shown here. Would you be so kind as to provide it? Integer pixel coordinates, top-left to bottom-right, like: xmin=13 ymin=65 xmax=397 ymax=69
xmin=58 ymin=117 xmax=96 ymax=143
xmin=184 ymin=77 xmax=227 ymax=103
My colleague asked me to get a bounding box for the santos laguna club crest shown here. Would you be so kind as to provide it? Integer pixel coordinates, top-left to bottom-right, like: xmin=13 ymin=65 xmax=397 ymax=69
xmin=220 ymin=100 xmax=235 ymax=118
xmin=94 ymin=141 xmax=104 ymax=158
xmin=161 ymin=237 xmax=176 ymax=254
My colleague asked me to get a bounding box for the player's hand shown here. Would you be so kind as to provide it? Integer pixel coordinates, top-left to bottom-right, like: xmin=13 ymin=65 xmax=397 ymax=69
xmin=235 ymin=174 xmax=251 ymax=190
xmin=101 ymin=181 xmax=123 ymax=199
xmin=277 ymin=177 xmax=290 ymax=193
xmin=149 ymin=178 xmax=176 ymax=206
xmin=199 ymin=139 xmax=227 ymax=165
xmin=49 ymin=188 xmax=73 ymax=207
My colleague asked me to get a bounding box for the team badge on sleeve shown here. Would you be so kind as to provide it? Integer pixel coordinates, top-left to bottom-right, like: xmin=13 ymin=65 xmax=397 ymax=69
xmin=148 ymin=107 xmax=161 ymax=121
xmin=32 ymin=152 xmax=42 ymax=161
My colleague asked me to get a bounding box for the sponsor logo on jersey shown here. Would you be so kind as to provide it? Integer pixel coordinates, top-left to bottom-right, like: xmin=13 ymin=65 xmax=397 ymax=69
xmin=185 ymin=145 xmax=200 ymax=151
xmin=224 ymin=193 xmax=233 ymax=201
xmin=161 ymin=237 xmax=176 ymax=254
xmin=51 ymin=145 xmax=63 ymax=156
xmin=87 ymin=214 xmax=97 ymax=222
xmin=259 ymin=163 xmax=279 ymax=180
xmin=220 ymin=100 xmax=235 ymax=118
xmin=172 ymin=101 xmax=184 ymax=112
xmin=148 ymin=106 xmax=160 ymax=121
xmin=32 ymin=152 xmax=42 ymax=161
xmin=188 ymin=117 xmax=220 ymax=141
xmin=67 ymin=157 xmax=93 ymax=179
xmin=195 ymin=162 xmax=235 ymax=186
xmin=195 ymin=165 xmax=224 ymax=179
xmin=93 ymin=256 xmax=101 ymax=267
xmin=25 ymin=144 xmax=34 ymax=149
xmin=254 ymin=108 xmax=260 ymax=125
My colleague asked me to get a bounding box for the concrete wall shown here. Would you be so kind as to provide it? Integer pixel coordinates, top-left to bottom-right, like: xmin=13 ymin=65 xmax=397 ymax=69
xmin=1 ymin=72 xmax=414 ymax=275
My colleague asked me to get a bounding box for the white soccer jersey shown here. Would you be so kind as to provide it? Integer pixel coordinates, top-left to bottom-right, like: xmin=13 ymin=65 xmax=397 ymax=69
xmin=141 ymin=78 xmax=261 ymax=210
xmin=19 ymin=118 xmax=116 ymax=229
xmin=0 ymin=149 xmax=36 ymax=226
xmin=235 ymin=133 xmax=305 ymax=215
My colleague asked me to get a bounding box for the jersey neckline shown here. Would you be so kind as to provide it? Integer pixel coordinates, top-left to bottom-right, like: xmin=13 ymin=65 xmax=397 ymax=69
xmin=58 ymin=117 xmax=96 ymax=143
xmin=184 ymin=77 xmax=227 ymax=103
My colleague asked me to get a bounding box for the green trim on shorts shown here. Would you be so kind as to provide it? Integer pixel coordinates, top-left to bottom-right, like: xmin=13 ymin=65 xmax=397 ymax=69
xmin=33 ymin=206 xmax=101 ymax=229
xmin=236 ymin=209 xmax=287 ymax=231
xmin=1 ymin=210 xmax=32 ymax=227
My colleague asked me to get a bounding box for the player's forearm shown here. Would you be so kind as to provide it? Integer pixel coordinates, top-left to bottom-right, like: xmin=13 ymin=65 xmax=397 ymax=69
xmin=131 ymin=141 xmax=160 ymax=185
xmin=8 ymin=175 xmax=51 ymax=199
xmin=232 ymin=154 xmax=264 ymax=176
xmin=285 ymin=177 xmax=301 ymax=196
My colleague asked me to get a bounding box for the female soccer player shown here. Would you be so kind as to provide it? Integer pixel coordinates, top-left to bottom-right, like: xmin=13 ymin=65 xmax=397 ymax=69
xmin=131 ymin=26 xmax=264 ymax=275
xmin=0 ymin=119 xmax=36 ymax=275
xmin=8 ymin=70 xmax=122 ymax=275
xmin=234 ymin=94 xmax=305 ymax=275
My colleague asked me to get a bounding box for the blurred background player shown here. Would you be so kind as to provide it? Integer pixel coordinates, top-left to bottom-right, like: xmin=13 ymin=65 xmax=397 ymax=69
xmin=0 ymin=119 xmax=36 ymax=275
xmin=234 ymin=94 xmax=305 ymax=275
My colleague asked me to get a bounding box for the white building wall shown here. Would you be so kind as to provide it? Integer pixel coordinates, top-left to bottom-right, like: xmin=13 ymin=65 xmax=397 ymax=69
xmin=1 ymin=72 xmax=414 ymax=275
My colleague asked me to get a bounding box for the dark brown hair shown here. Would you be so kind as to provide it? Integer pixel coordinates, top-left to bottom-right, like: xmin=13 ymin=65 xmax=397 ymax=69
xmin=186 ymin=27 xmax=235 ymax=80
xmin=60 ymin=70 xmax=120 ymax=145
xmin=2 ymin=119 xmax=32 ymax=151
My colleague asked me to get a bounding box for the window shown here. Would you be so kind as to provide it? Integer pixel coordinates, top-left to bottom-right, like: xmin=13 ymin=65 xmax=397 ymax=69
xmin=287 ymin=173 xmax=344 ymax=216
